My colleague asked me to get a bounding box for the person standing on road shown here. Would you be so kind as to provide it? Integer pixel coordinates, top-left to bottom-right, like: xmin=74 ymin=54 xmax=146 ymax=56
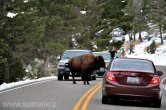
xmin=109 ymin=47 xmax=117 ymax=60
xmin=121 ymin=48 xmax=126 ymax=58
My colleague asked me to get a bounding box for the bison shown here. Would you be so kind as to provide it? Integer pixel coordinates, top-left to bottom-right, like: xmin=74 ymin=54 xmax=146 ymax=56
xmin=68 ymin=54 xmax=105 ymax=85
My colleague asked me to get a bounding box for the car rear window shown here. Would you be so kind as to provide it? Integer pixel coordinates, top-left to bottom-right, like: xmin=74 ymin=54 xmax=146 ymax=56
xmin=111 ymin=59 xmax=155 ymax=73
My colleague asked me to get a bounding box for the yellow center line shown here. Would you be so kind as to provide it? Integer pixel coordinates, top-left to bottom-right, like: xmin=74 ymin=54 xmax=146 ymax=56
xmin=73 ymin=82 xmax=102 ymax=110
xmin=81 ymin=84 xmax=102 ymax=110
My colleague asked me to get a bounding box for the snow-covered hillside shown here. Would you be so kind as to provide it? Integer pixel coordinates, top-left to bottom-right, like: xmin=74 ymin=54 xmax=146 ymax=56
xmin=126 ymin=34 xmax=166 ymax=66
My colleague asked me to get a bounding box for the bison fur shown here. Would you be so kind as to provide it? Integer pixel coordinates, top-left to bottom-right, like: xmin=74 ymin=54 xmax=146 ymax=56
xmin=68 ymin=54 xmax=105 ymax=85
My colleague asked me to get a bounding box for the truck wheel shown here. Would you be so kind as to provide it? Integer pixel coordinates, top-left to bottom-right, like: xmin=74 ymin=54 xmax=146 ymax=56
xmin=88 ymin=76 xmax=92 ymax=81
xmin=64 ymin=75 xmax=69 ymax=80
xmin=92 ymin=75 xmax=96 ymax=80
xmin=58 ymin=74 xmax=63 ymax=80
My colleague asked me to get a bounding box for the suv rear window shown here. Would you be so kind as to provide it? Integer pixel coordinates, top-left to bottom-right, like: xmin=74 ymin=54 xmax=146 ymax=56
xmin=111 ymin=59 xmax=154 ymax=73
xmin=93 ymin=52 xmax=111 ymax=61
xmin=61 ymin=50 xmax=90 ymax=59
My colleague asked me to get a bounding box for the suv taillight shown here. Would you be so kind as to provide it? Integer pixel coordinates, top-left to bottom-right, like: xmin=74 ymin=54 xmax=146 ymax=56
xmin=106 ymin=72 xmax=116 ymax=81
xmin=150 ymin=75 xmax=160 ymax=84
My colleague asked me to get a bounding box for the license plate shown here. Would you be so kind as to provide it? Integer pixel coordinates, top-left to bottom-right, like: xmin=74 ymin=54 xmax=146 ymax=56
xmin=127 ymin=77 xmax=139 ymax=84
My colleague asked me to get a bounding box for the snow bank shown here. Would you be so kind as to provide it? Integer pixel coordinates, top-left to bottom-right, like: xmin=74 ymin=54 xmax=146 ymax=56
xmin=0 ymin=76 xmax=57 ymax=91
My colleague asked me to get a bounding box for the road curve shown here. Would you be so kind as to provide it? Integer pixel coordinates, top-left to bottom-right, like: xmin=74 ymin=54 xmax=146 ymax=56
xmin=0 ymin=66 xmax=165 ymax=110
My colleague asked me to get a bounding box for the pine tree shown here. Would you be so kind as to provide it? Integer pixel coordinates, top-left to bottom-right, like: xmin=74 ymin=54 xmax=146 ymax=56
xmin=124 ymin=0 xmax=148 ymax=42
xmin=145 ymin=0 xmax=166 ymax=44
xmin=147 ymin=40 xmax=156 ymax=54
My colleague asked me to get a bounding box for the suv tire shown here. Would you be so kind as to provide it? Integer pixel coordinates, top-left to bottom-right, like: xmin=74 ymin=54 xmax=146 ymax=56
xmin=58 ymin=74 xmax=63 ymax=80
xmin=64 ymin=75 xmax=69 ymax=80
xmin=92 ymin=75 xmax=96 ymax=80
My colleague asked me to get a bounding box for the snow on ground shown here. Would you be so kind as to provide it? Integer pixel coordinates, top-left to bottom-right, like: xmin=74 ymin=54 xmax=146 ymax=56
xmin=126 ymin=38 xmax=166 ymax=66
xmin=124 ymin=31 xmax=149 ymax=41
xmin=80 ymin=11 xmax=86 ymax=15
xmin=24 ymin=0 xmax=29 ymax=3
xmin=0 ymin=76 xmax=57 ymax=91
xmin=7 ymin=12 xmax=17 ymax=18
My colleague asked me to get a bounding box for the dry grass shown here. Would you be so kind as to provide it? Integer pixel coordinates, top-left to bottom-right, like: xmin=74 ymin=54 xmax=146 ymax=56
xmin=144 ymin=42 xmax=161 ymax=52
xmin=123 ymin=40 xmax=140 ymax=50
xmin=124 ymin=40 xmax=161 ymax=52
xmin=144 ymin=46 xmax=147 ymax=52
xmin=156 ymin=42 xmax=161 ymax=48
xmin=144 ymin=46 xmax=148 ymax=52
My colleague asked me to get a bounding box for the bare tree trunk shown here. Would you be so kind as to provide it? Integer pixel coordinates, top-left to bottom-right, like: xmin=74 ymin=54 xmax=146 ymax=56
xmin=4 ymin=60 xmax=9 ymax=83
xmin=133 ymin=33 xmax=136 ymax=41
xmin=129 ymin=31 xmax=133 ymax=41
xmin=159 ymin=25 xmax=163 ymax=44
xmin=139 ymin=31 xmax=142 ymax=42
xmin=158 ymin=0 xmax=163 ymax=44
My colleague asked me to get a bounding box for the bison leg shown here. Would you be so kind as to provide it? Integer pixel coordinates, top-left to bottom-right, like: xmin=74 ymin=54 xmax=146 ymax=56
xmin=86 ymin=79 xmax=90 ymax=85
xmin=71 ymin=72 xmax=76 ymax=84
xmin=81 ymin=71 xmax=86 ymax=85
xmin=86 ymin=75 xmax=90 ymax=85
xmin=82 ymin=74 xmax=86 ymax=85
xmin=82 ymin=71 xmax=90 ymax=85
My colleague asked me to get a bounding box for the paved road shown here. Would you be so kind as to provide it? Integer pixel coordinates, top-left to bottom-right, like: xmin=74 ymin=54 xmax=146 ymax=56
xmin=0 ymin=66 xmax=165 ymax=110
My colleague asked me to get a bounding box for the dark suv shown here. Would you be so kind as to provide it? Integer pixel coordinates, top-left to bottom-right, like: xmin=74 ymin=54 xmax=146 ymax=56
xmin=57 ymin=49 xmax=93 ymax=80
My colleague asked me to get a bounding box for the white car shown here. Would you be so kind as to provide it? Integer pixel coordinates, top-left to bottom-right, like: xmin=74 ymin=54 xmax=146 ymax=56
xmin=93 ymin=51 xmax=121 ymax=76
xmin=93 ymin=51 xmax=111 ymax=76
